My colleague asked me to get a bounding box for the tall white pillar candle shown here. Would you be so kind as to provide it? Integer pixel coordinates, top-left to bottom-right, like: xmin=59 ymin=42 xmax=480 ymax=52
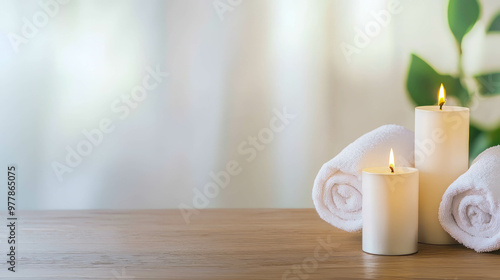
xmin=362 ymin=163 xmax=419 ymax=255
xmin=415 ymin=87 xmax=469 ymax=244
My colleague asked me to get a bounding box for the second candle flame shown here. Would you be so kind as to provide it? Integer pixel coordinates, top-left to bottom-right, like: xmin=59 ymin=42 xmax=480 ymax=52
xmin=438 ymin=83 xmax=446 ymax=110
xmin=389 ymin=148 xmax=395 ymax=173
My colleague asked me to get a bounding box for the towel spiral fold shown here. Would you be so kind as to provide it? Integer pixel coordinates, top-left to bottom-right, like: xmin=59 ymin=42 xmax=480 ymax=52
xmin=313 ymin=125 xmax=414 ymax=232
xmin=440 ymin=145 xmax=500 ymax=252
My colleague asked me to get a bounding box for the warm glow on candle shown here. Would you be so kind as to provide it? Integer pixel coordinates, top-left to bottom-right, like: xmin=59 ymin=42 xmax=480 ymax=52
xmin=389 ymin=148 xmax=395 ymax=173
xmin=438 ymin=83 xmax=446 ymax=110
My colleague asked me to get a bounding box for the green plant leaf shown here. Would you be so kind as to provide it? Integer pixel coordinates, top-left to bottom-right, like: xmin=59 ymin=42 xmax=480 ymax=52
xmin=448 ymin=0 xmax=480 ymax=45
xmin=469 ymin=123 xmax=486 ymax=160
xmin=469 ymin=123 xmax=482 ymax=144
xmin=406 ymin=54 xmax=469 ymax=106
xmin=475 ymin=72 xmax=500 ymax=96
xmin=487 ymin=12 xmax=500 ymax=32
xmin=469 ymin=125 xmax=500 ymax=160
xmin=470 ymin=130 xmax=489 ymax=161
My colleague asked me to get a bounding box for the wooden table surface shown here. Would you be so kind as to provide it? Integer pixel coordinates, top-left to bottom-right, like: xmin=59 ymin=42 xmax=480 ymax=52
xmin=2 ymin=209 xmax=499 ymax=279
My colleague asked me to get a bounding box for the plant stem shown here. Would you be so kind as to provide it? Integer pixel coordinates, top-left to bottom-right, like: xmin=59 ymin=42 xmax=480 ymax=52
xmin=457 ymin=42 xmax=464 ymax=80
xmin=456 ymin=41 xmax=471 ymax=106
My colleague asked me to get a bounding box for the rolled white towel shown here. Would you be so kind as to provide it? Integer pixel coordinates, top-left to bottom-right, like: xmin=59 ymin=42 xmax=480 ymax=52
xmin=439 ymin=145 xmax=500 ymax=252
xmin=312 ymin=124 xmax=414 ymax=232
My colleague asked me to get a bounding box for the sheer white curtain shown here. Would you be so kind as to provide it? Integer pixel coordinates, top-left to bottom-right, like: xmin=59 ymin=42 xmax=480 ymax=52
xmin=1 ymin=0 xmax=499 ymax=209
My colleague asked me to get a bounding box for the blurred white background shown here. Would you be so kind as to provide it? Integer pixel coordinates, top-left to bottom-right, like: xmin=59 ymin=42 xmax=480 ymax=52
xmin=1 ymin=0 xmax=500 ymax=209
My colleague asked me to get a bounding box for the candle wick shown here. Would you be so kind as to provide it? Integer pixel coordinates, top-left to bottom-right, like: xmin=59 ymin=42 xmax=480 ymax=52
xmin=389 ymin=166 xmax=394 ymax=173
xmin=439 ymin=104 xmax=443 ymax=110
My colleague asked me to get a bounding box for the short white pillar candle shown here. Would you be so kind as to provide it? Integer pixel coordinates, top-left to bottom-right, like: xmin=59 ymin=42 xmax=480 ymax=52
xmin=362 ymin=150 xmax=419 ymax=255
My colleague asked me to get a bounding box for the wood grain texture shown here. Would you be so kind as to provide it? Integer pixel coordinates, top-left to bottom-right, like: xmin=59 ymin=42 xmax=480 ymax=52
xmin=1 ymin=209 xmax=498 ymax=279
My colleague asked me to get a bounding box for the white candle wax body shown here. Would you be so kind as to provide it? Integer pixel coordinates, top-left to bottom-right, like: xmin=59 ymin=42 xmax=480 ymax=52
xmin=415 ymin=106 xmax=469 ymax=244
xmin=362 ymin=167 xmax=419 ymax=256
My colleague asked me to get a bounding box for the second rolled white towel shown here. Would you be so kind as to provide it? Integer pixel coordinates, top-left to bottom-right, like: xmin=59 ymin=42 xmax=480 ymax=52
xmin=439 ymin=145 xmax=500 ymax=252
xmin=312 ymin=124 xmax=414 ymax=232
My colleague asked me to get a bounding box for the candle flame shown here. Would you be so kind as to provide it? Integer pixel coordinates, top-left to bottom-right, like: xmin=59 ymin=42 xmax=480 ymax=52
xmin=389 ymin=148 xmax=395 ymax=173
xmin=438 ymin=83 xmax=446 ymax=110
